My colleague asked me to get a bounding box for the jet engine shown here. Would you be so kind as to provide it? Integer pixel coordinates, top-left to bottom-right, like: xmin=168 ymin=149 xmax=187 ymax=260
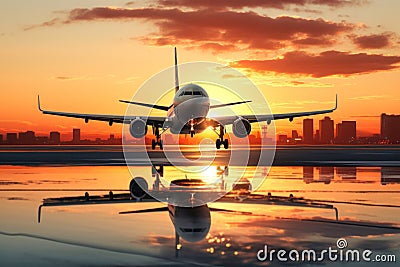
xmin=129 ymin=118 xmax=147 ymax=138
xmin=129 ymin=177 xmax=149 ymax=200
xmin=232 ymin=118 xmax=251 ymax=138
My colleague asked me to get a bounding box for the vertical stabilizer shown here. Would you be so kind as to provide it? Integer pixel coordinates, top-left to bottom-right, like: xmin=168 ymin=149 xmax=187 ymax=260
xmin=174 ymin=47 xmax=180 ymax=93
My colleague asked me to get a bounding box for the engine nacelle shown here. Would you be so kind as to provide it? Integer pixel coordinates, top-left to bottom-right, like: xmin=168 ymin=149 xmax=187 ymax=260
xmin=129 ymin=177 xmax=148 ymax=200
xmin=129 ymin=118 xmax=148 ymax=138
xmin=232 ymin=118 xmax=251 ymax=138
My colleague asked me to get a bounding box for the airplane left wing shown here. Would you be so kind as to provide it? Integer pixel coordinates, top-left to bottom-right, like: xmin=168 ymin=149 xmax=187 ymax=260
xmin=37 ymin=192 xmax=160 ymax=223
xmin=209 ymin=94 xmax=338 ymax=126
xmin=37 ymin=95 xmax=166 ymax=126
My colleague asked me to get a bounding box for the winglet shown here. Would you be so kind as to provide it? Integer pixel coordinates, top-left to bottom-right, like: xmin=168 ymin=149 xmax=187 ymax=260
xmin=38 ymin=204 xmax=43 ymax=223
xmin=334 ymin=94 xmax=338 ymax=110
xmin=37 ymin=95 xmax=43 ymax=112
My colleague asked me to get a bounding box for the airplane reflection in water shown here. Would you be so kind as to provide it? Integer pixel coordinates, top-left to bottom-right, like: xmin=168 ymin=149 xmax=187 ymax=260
xmin=38 ymin=165 xmax=340 ymax=257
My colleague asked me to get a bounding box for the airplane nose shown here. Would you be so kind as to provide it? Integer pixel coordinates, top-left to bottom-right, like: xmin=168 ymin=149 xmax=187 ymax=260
xmin=175 ymin=98 xmax=210 ymax=124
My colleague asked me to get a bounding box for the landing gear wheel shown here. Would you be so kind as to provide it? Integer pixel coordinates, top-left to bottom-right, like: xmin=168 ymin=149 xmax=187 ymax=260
xmin=151 ymin=139 xmax=156 ymax=150
xmin=216 ymin=139 xmax=221 ymax=149
xmin=159 ymin=140 xmax=163 ymax=149
xmin=223 ymin=139 xmax=229 ymax=149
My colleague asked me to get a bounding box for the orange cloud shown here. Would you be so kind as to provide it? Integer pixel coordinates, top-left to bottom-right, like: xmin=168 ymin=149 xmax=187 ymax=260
xmin=26 ymin=3 xmax=399 ymax=80
xmin=157 ymin=0 xmax=366 ymax=10
xmin=231 ymin=50 xmax=400 ymax=77
xmin=37 ymin=7 xmax=353 ymax=52
xmin=352 ymin=33 xmax=393 ymax=49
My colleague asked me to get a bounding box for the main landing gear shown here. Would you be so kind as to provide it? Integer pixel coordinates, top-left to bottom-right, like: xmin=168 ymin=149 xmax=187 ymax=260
xmin=152 ymin=126 xmax=163 ymax=150
xmin=216 ymin=126 xmax=229 ymax=149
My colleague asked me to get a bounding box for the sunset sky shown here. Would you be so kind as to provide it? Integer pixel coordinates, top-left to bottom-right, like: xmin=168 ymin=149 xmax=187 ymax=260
xmin=1 ymin=0 xmax=399 ymax=140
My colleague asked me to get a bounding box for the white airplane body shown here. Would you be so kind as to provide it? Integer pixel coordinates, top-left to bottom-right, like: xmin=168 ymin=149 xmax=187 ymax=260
xmin=38 ymin=48 xmax=337 ymax=149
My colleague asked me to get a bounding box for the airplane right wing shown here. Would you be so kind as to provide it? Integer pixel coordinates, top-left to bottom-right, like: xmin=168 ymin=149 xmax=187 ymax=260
xmin=215 ymin=192 xmax=339 ymax=220
xmin=37 ymin=95 xmax=166 ymax=127
xmin=210 ymin=100 xmax=252 ymax=109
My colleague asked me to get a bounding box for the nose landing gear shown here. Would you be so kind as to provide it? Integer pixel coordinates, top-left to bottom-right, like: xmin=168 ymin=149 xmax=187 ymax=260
xmin=189 ymin=119 xmax=195 ymax=138
xmin=152 ymin=126 xmax=163 ymax=150
xmin=215 ymin=125 xmax=229 ymax=149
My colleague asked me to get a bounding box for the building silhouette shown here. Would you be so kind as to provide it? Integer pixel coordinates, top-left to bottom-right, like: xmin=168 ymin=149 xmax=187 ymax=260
xmin=303 ymin=166 xmax=334 ymax=184
xmin=261 ymin=125 xmax=274 ymax=144
xmin=381 ymin=114 xmax=400 ymax=143
xmin=262 ymin=125 xmax=268 ymax=140
xmin=336 ymin=121 xmax=356 ymax=144
xmin=303 ymin=118 xmax=313 ymax=144
xmin=6 ymin=133 xmax=18 ymax=144
xmin=72 ymin=128 xmax=81 ymax=144
xmin=50 ymin=131 xmax=61 ymax=144
xmin=36 ymin=136 xmax=49 ymax=144
xmin=19 ymin=131 xmax=36 ymax=144
xmin=278 ymin=134 xmax=288 ymax=145
xmin=314 ymin=130 xmax=320 ymax=143
xmin=381 ymin=167 xmax=400 ymax=185
xmin=0 ymin=134 xmax=3 ymax=143
xmin=290 ymin=130 xmax=301 ymax=144
xmin=303 ymin=166 xmax=314 ymax=184
xmin=319 ymin=116 xmax=334 ymax=144
xmin=336 ymin=167 xmax=357 ymax=180
xmin=318 ymin=167 xmax=334 ymax=184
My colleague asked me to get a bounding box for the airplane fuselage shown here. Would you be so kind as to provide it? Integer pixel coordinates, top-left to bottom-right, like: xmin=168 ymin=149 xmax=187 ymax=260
xmin=167 ymin=84 xmax=210 ymax=135
xmin=168 ymin=204 xmax=211 ymax=242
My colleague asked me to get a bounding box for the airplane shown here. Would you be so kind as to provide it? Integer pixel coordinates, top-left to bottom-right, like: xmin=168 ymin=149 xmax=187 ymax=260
xmin=38 ymin=166 xmax=339 ymax=257
xmin=37 ymin=47 xmax=338 ymax=150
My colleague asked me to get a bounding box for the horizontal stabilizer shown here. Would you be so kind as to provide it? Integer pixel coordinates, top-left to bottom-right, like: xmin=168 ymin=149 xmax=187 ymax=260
xmin=209 ymin=207 xmax=252 ymax=215
xmin=119 ymin=206 xmax=168 ymax=214
xmin=210 ymin=100 xmax=251 ymax=109
xmin=119 ymin=100 xmax=172 ymax=111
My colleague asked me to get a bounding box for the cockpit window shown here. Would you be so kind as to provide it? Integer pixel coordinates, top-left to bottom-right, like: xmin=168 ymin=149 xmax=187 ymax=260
xmin=180 ymin=227 xmax=206 ymax=232
xmin=193 ymin=91 xmax=202 ymax=95
xmin=178 ymin=87 xmax=206 ymax=97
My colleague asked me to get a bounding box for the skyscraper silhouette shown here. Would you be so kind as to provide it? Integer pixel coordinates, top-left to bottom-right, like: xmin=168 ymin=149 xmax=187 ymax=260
xmin=319 ymin=116 xmax=334 ymax=144
xmin=303 ymin=118 xmax=313 ymax=144
xmin=72 ymin=128 xmax=81 ymax=144
xmin=336 ymin=121 xmax=356 ymax=144
xmin=381 ymin=114 xmax=400 ymax=143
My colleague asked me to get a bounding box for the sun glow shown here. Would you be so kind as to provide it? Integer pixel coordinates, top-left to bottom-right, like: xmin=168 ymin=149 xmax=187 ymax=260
xmin=202 ymin=166 xmax=219 ymax=183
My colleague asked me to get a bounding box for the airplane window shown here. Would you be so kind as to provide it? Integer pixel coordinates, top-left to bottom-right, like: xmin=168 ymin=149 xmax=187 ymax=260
xmin=184 ymin=91 xmax=192 ymax=95
xmin=193 ymin=91 xmax=202 ymax=95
